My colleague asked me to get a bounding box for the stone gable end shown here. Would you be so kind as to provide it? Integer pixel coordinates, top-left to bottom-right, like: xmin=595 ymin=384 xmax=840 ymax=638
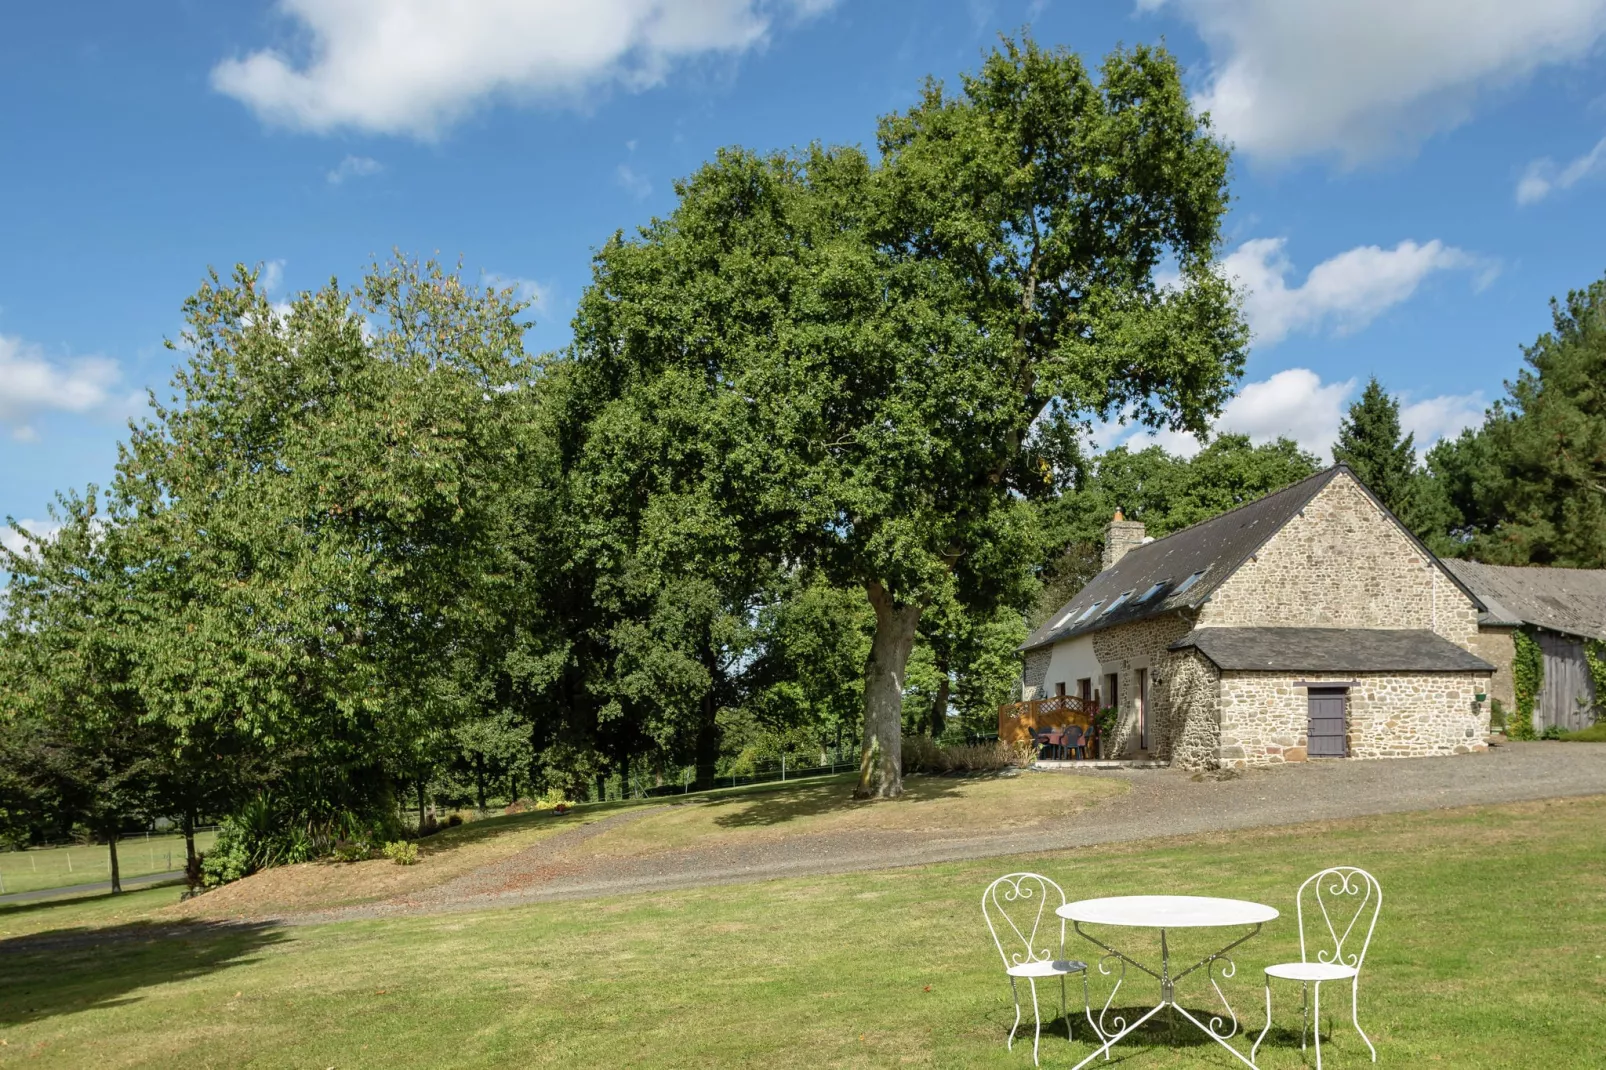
xmin=1198 ymin=472 xmax=1479 ymax=647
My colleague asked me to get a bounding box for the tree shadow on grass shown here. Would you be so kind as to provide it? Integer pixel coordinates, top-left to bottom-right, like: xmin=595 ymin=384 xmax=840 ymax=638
xmin=0 ymin=903 xmax=285 ymax=1027
xmin=1015 ymin=1002 xmax=1277 ymax=1060
xmin=709 ymin=774 xmax=971 ymax=830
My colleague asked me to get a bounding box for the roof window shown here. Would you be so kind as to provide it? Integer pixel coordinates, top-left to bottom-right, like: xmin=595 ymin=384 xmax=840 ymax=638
xmin=1100 ymin=590 xmax=1134 ymax=616
xmin=1138 ymin=581 xmax=1167 ymax=603
xmin=1074 ymin=600 xmax=1104 ymax=624
xmin=1173 ymin=570 xmax=1207 ymax=596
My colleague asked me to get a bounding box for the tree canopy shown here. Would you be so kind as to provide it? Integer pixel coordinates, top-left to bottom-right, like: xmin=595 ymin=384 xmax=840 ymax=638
xmin=568 ymin=37 xmax=1247 ymax=796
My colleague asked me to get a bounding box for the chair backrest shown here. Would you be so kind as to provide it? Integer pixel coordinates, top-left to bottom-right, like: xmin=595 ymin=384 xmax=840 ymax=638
xmin=982 ymin=872 xmax=1067 ymax=971
xmin=1064 ymin=726 xmax=1084 ymax=744
xmin=1295 ymin=866 xmax=1382 ymax=973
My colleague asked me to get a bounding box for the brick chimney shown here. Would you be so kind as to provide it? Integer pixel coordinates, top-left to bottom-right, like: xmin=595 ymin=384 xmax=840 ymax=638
xmin=1102 ymin=509 xmax=1146 ymax=570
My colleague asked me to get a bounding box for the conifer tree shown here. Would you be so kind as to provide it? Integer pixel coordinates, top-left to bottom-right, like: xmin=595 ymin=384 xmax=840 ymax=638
xmin=1333 ymin=377 xmax=1417 ymax=517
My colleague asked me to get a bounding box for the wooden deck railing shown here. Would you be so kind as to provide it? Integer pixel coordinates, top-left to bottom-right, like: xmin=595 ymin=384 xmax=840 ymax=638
xmin=997 ymin=695 xmax=1098 ymax=744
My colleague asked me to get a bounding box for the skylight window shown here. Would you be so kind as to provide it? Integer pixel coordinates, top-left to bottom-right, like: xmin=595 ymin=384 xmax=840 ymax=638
xmin=1173 ymin=570 xmax=1207 ymax=596
xmin=1100 ymin=590 xmax=1134 ymax=616
xmin=1074 ymin=600 xmax=1104 ymax=624
xmin=1138 ymin=581 xmax=1167 ymax=603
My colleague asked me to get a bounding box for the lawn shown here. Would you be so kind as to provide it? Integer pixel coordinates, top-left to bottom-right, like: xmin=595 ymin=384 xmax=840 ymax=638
xmin=0 ymin=830 xmax=219 ymax=897
xmin=0 ymin=796 xmax=1601 ymax=1068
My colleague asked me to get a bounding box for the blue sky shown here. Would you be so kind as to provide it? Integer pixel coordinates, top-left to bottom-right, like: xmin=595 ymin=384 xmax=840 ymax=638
xmin=5 ymin=0 xmax=1606 ymax=546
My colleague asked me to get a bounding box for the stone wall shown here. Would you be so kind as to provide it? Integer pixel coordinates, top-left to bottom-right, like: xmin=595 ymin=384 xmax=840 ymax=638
xmin=1199 ymin=473 xmax=1480 ymax=648
xmin=1021 ymin=647 xmax=1052 ymax=700
xmin=1466 ymin=625 xmax=1516 ymax=711
xmin=1166 ymin=650 xmax=1222 ymax=769
xmin=1217 ymin=670 xmax=1492 ymax=766
xmin=1089 ymin=612 xmax=1197 ymax=759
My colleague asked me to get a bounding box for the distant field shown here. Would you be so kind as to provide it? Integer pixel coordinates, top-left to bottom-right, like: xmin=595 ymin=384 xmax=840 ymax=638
xmin=0 ymin=830 xmax=218 ymax=896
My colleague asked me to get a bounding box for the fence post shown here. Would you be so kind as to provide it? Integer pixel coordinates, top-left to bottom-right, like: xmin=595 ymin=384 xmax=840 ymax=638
xmin=781 ymin=755 xmax=786 ymax=782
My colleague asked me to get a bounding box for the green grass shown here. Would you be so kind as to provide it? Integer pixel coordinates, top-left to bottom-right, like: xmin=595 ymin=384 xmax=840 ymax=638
xmin=0 ymin=831 xmax=218 ymax=896
xmin=0 ymin=797 xmax=1601 ymax=1068
xmin=1561 ymin=723 xmax=1606 ymax=741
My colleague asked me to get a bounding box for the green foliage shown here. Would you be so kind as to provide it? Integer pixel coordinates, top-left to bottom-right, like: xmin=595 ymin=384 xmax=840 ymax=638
xmin=1487 ymin=697 xmax=1507 ymax=731
xmin=1586 ymin=641 xmax=1606 ymax=723
xmin=1561 ymin=721 xmax=1606 ymax=741
xmin=1333 ymin=377 xmax=1418 ymax=517
xmin=383 ymin=840 xmax=419 ymax=865
xmin=332 ymin=840 xmax=372 ymax=863
xmin=1510 ymin=630 xmax=1543 ymax=740
xmin=567 ymin=36 xmax=1245 ymax=797
xmin=1414 ymin=271 xmax=1606 ymax=565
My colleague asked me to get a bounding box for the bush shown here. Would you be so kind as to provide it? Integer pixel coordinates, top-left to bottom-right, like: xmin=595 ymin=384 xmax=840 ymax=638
xmin=1488 ymin=697 xmax=1507 ymax=732
xmin=331 ymin=839 xmax=371 ymax=863
xmin=382 ymin=840 xmax=419 ymax=865
xmin=901 ymin=736 xmax=1035 ymax=774
xmin=1541 ymin=723 xmax=1565 ymax=740
xmin=446 ymin=813 xmax=464 ymax=828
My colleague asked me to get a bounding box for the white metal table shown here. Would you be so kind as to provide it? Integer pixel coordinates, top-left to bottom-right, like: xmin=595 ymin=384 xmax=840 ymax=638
xmin=1056 ymin=895 xmax=1278 ymax=1069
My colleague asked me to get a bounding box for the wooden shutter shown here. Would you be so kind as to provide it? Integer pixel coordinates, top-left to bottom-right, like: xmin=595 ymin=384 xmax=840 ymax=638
xmin=1307 ymin=688 xmax=1348 ymax=758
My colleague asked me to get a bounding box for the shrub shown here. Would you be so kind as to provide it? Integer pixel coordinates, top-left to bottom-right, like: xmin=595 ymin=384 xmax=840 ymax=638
xmin=331 ymin=839 xmax=371 ymax=863
xmin=1541 ymin=723 xmax=1565 ymax=740
xmin=1488 ymin=697 xmax=1507 ymax=732
xmin=535 ymin=788 xmax=572 ymax=811
xmin=446 ymin=813 xmax=464 ymax=828
xmin=902 ymin=736 xmax=1035 ymax=774
xmin=382 ymin=840 xmax=419 ymax=865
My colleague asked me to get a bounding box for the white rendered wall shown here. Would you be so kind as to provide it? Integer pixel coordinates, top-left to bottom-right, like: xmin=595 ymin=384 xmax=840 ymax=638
xmin=1042 ymin=634 xmax=1101 ymax=698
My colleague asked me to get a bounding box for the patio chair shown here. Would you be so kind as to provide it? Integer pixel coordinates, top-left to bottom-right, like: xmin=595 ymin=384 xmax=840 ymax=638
xmin=1252 ymin=866 xmax=1382 ymax=1070
xmin=981 ymin=872 xmax=1093 ymax=1065
xmin=1062 ymin=725 xmax=1087 ymax=760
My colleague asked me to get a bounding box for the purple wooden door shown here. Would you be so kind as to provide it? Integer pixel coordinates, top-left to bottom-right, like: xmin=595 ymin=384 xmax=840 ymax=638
xmin=1307 ymin=688 xmax=1348 ymax=758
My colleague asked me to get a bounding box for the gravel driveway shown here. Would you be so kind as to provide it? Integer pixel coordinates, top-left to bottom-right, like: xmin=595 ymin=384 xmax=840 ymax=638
xmin=295 ymin=742 xmax=1605 ymax=924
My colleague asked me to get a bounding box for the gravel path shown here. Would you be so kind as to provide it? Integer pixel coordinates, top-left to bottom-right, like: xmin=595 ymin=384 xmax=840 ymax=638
xmin=292 ymin=742 xmax=1605 ymax=924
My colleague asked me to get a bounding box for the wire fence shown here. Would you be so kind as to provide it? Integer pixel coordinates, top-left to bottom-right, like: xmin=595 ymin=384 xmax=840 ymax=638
xmin=0 ymin=827 xmax=220 ymax=897
xmin=596 ymin=749 xmax=860 ymax=801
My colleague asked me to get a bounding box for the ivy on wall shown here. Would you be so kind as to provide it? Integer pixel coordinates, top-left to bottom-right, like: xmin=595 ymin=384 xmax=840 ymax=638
xmin=1510 ymin=629 xmax=1543 ymax=740
xmin=1587 ymin=640 xmax=1606 ymax=724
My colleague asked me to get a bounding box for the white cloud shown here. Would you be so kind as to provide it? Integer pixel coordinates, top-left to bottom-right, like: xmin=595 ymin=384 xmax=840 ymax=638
xmin=1110 ymin=369 xmax=1484 ymax=461
xmin=1400 ymin=391 xmax=1487 ymax=454
xmin=616 ymin=164 xmax=653 ymax=199
xmin=212 ymin=0 xmax=836 ymax=138
xmin=1 ymin=518 xmax=62 ymax=560
xmin=1141 ymin=0 xmax=1606 ymax=164
xmin=484 ymin=273 xmax=548 ymax=310
xmin=1516 ymin=133 xmax=1606 ymax=203
xmin=327 ymin=154 xmax=383 ymax=185
xmin=1221 ymin=237 xmax=1484 ymax=347
xmin=0 ymin=334 xmax=126 ymax=440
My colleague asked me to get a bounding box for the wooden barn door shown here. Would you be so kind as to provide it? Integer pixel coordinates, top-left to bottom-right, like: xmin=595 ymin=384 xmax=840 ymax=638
xmin=1537 ymin=632 xmax=1595 ymax=733
xmin=1307 ymin=688 xmax=1349 ymax=758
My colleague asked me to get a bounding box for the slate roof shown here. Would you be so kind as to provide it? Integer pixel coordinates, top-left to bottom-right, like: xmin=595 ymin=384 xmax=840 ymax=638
xmin=1441 ymin=559 xmax=1606 ymax=641
xmin=1169 ymin=627 xmax=1495 ymax=673
xmin=1021 ymin=468 xmax=1347 ymax=653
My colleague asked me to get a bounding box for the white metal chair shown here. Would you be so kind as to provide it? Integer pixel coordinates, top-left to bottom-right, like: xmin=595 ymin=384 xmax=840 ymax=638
xmin=1252 ymin=866 xmax=1382 ymax=1069
xmin=982 ymin=872 xmax=1093 ymax=1065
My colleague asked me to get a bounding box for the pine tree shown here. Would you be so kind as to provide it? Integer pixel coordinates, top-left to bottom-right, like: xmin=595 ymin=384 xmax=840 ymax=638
xmin=1333 ymin=377 xmax=1417 ymax=517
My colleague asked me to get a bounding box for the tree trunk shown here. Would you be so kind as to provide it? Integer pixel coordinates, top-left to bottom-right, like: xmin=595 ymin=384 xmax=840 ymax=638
xmin=182 ymin=809 xmax=197 ymax=870
xmin=856 ymin=581 xmax=923 ymax=799
xmin=474 ymin=755 xmax=487 ymax=812
xmin=416 ymin=778 xmax=426 ymax=829
xmin=929 ymin=655 xmax=951 ymax=738
xmin=106 ymin=824 xmax=122 ymax=895
xmin=693 ymin=644 xmax=721 ymax=791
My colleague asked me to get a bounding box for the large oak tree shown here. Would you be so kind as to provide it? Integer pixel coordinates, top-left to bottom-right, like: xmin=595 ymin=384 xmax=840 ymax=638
xmin=569 ymin=38 xmax=1247 ymax=798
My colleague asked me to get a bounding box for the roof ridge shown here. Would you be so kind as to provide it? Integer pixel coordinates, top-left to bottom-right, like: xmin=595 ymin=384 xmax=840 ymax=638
xmin=1115 ymin=464 xmax=1340 ymax=555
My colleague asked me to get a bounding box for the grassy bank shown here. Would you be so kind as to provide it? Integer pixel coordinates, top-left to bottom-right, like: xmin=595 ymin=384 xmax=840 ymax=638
xmin=0 ymin=830 xmax=218 ymax=897
xmin=0 ymin=796 xmax=1601 ymax=1068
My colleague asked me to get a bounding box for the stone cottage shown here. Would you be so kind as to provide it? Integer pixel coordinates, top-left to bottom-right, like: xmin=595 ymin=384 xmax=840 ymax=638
xmin=1016 ymin=465 xmax=1495 ymax=769
xmin=1440 ymin=559 xmax=1605 ymax=733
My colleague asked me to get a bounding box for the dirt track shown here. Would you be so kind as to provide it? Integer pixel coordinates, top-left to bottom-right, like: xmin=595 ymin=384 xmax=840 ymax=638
xmin=282 ymin=742 xmax=1606 ymax=924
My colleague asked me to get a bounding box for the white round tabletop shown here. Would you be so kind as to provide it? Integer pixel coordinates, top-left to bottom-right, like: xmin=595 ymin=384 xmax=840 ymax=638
xmin=1056 ymin=895 xmax=1279 ymax=928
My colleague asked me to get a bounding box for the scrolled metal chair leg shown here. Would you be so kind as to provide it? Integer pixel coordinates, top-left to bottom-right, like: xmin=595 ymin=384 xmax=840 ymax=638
xmin=1030 ymin=978 xmax=1043 ymax=1066
xmin=1301 ymin=982 xmax=1309 ymax=1052
xmin=1352 ymin=976 xmax=1376 ymax=1062
xmin=1061 ymin=974 xmax=1071 ymax=1042
xmin=1008 ymin=978 xmax=1021 ymax=1052
xmin=1251 ymin=982 xmax=1272 ymax=1062
xmin=1313 ymin=981 xmax=1323 ymax=1070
